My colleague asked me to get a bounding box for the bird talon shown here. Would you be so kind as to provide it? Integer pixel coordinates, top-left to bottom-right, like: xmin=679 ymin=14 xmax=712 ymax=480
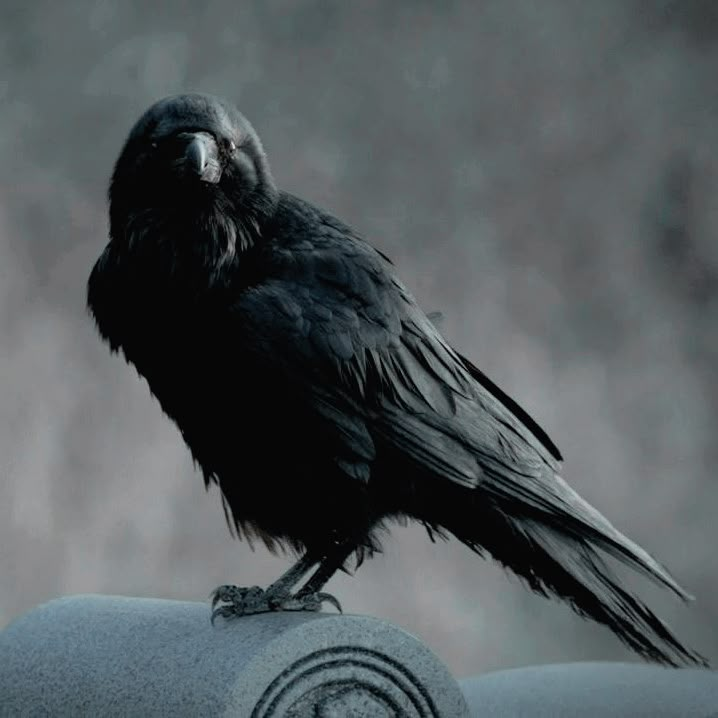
xmin=210 ymin=584 xmax=252 ymax=609
xmin=317 ymin=592 xmax=343 ymax=613
xmin=209 ymin=583 xmax=342 ymax=620
xmin=291 ymin=590 xmax=342 ymax=613
xmin=210 ymin=605 xmax=237 ymax=625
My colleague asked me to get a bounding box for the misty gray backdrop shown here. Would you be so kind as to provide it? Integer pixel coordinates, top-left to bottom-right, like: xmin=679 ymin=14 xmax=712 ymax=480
xmin=1 ymin=0 xmax=716 ymax=676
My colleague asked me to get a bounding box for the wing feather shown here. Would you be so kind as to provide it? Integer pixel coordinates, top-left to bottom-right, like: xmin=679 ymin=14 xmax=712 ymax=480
xmin=234 ymin=211 xmax=690 ymax=601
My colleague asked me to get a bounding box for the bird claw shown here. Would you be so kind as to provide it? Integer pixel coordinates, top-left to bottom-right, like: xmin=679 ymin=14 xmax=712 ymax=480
xmin=210 ymin=585 xmax=264 ymax=623
xmin=282 ymin=591 xmax=343 ymax=614
xmin=209 ymin=584 xmax=342 ymax=622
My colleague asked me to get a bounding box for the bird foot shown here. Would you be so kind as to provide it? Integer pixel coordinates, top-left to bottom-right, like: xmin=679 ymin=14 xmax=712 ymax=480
xmin=210 ymin=584 xmax=342 ymax=623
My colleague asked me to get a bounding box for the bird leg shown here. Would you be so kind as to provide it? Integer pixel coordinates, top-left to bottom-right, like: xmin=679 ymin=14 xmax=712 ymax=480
xmin=210 ymin=543 xmax=351 ymax=622
xmin=295 ymin=542 xmax=355 ymax=598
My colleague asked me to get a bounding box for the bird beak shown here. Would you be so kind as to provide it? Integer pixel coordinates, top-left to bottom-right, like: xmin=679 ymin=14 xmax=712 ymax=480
xmin=183 ymin=132 xmax=222 ymax=184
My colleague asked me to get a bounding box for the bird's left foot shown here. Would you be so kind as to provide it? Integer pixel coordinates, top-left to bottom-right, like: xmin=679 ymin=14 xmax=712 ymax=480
xmin=210 ymin=584 xmax=342 ymax=623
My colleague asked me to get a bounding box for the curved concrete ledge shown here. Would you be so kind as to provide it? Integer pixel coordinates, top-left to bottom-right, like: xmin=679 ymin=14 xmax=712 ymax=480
xmin=0 ymin=594 xmax=469 ymax=717
xmin=459 ymin=661 xmax=718 ymax=717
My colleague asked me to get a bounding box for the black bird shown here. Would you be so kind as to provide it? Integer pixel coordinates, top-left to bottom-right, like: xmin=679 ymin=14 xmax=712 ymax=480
xmin=88 ymin=93 xmax=707 ymax=667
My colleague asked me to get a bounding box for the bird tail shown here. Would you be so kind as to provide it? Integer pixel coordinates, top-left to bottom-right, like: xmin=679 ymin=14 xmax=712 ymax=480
xmin=452 ymin=486 xmax=709 ymax=668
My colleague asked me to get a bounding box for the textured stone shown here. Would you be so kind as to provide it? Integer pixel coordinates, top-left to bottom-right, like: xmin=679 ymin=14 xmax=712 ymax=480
xmin=459 ymin=661 xmax=718 ymax=717
xmin=0 ymin=594 xmax=469 ymax=717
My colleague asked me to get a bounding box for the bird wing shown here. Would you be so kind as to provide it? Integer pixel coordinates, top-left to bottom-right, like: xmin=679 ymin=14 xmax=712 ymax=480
xmin=230 ymin=211 xmax=711 ymax=669
xmin=234 ymin=216 xmax=672 ymax=589
xmin=237 ymin=217 xmax=647 ymax=553
xmin=235 ymin=219 xmax=561 ymax=491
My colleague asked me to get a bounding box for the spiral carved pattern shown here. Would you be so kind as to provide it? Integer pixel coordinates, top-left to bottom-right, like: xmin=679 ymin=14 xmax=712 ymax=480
xmin=251 ymin=645 xmax=440 ymax=717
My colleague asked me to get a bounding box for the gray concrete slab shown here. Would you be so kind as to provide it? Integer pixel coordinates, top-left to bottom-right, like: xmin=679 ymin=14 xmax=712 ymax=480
xmin=0 ymin=594 xmax=469 ymax=717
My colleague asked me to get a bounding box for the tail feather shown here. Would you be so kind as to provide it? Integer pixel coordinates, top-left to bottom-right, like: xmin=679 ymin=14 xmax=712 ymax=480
xmin=452 ymin=498 xmax=708 ymax=668
xmin=528 ymin=525 xmax=706 ymax=666
xmin=487 ymin=471 xmax=694 ymax=602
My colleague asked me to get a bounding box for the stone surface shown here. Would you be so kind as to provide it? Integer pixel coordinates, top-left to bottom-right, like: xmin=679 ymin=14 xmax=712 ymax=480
xmin=459 ymin=661 xmax=718 ymax=717
xmin=0 ymin=594 xmax=469 ymax=717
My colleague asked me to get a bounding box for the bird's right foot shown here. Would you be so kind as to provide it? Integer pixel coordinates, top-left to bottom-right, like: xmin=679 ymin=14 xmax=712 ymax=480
xmin=209 ymin=584 xmax=342 ymax=623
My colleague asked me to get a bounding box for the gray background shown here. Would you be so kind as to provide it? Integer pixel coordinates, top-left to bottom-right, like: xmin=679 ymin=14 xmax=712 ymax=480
xmin=1 ymin=0 xmax=716 ymax=677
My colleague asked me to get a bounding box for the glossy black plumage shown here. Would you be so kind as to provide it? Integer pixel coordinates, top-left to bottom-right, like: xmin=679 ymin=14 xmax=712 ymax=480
xmin=88 ymin=93 xmax=707 ymax=666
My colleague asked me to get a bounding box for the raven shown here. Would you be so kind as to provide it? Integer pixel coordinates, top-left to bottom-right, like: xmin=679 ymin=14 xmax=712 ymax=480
xmin=88 ymin=93 xmax=707 ymax=667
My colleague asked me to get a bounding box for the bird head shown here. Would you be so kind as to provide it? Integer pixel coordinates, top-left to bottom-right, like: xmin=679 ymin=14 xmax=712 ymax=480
xmin=108 ymin=93 xmax=279 ymax=275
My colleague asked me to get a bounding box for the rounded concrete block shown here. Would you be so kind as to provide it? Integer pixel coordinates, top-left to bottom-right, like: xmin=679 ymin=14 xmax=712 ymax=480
xmin=0 ymin=594 xmax=469 ymax=717
xmin=459 ymin=661 xmax=718 ymax=717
